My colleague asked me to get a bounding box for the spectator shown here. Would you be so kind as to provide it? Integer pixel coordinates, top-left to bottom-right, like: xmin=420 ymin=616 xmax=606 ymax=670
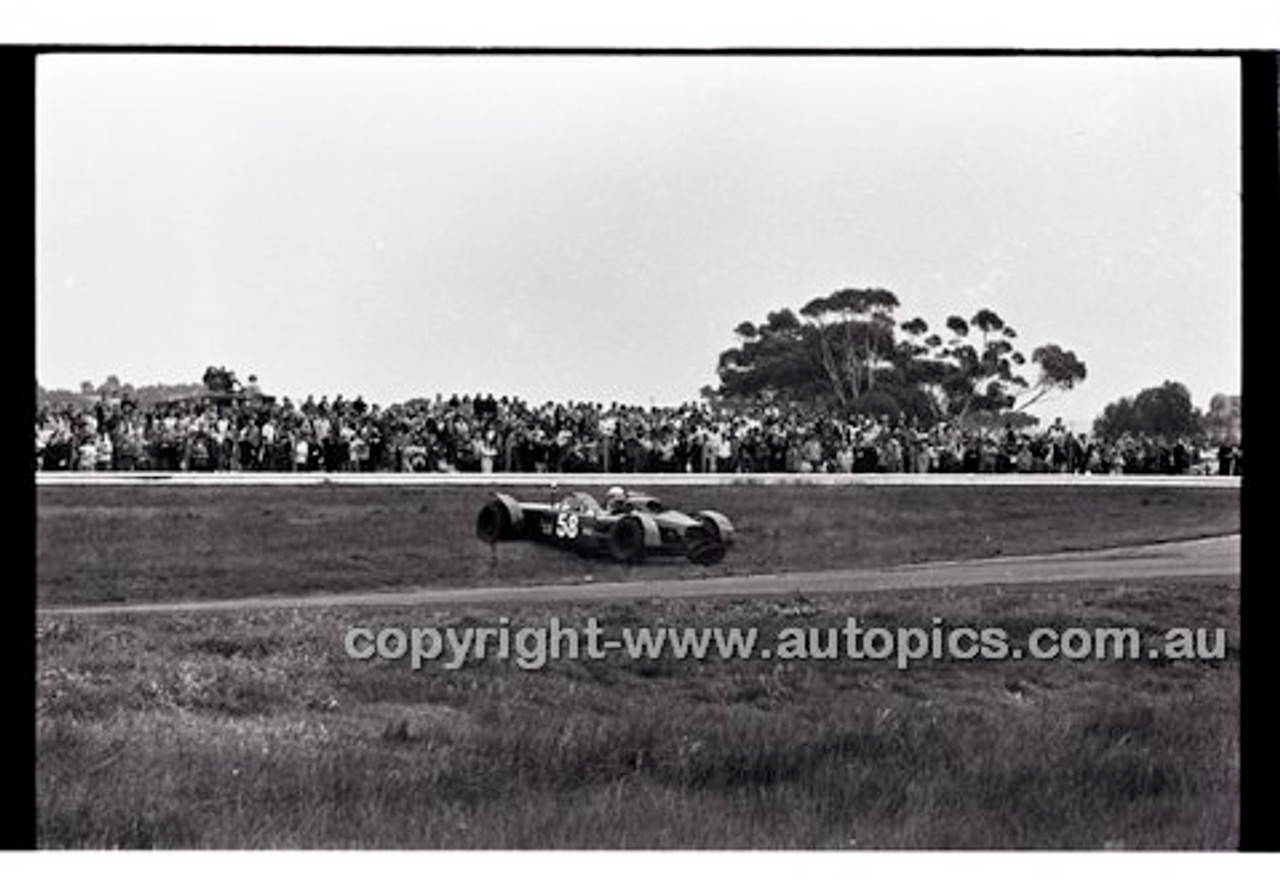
xmin=34 ymin=388 xmax=1241 ymax=478
xmin=94 ymin=431 xmax=114 ymax=471
xmin=292 ymin=431 xmax=310 ymax=473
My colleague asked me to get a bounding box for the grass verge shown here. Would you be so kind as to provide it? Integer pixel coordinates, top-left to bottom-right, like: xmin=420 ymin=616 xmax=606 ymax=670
xmin=37 ymin=578 xmax=1239 ymax=849
xmin=37 ymin=483 xmax=1240 ymax=606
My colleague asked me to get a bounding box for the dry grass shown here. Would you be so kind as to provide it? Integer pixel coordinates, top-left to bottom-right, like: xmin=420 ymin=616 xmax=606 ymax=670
xmin=37 ymin=483 xmax=1240 ymax=606
xmin=36 ymin=483 xmax=1240 ymax=848
xmin=37 ymin=579 xmax=1239 ymax=849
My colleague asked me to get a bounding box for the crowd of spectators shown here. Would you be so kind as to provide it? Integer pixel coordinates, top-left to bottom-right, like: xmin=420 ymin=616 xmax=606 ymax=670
xmin=35 ymin=390 xmax=1243 ymax=476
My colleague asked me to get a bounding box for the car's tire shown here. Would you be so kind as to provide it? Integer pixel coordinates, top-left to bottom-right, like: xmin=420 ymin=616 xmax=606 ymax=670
xmin=476 ymin=499 xmax=514 ymax=543
xmin=608 ymin=516 xmax=647 ymax=563
xmin=686 ymin=519 xmax=728 ymax=566
xmin=695 ymin=510 xmax=735 ymax=545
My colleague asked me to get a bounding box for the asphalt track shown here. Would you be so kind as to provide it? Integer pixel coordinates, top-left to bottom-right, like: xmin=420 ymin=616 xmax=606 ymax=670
xmin=39 ymin=534 xmax=1240 ymax=618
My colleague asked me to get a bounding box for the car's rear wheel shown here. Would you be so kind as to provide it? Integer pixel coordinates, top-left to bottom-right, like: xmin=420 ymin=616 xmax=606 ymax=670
xmin=608 ymin=516 xmax=647 ymax=563
xmin=476 ymin=499 xmax=514 ymax=543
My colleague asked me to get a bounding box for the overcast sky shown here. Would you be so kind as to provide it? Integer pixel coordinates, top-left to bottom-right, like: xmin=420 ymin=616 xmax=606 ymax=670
xmin=36 ymin=53 xmax=1241 ymax=427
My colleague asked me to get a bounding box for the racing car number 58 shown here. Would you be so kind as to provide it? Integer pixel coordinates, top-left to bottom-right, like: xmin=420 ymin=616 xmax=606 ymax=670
xmin=554 ymin=511 xmax=580 ymax=540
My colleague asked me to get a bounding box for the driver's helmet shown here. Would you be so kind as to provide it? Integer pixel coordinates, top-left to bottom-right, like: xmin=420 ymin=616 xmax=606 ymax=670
xmin=604 ymin=485 xmax=627 ymax=511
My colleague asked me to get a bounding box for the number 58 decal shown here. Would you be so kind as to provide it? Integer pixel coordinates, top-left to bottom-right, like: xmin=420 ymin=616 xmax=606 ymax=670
xmin=555 ymin=511 xmax=580 ymax=539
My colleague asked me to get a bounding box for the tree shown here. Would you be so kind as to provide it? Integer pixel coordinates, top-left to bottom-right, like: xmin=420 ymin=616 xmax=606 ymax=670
xmin=959 ymin=408 xmax=1041 ymax=432
xmin=925 ymin=309 xmax=1024 ymax=420
xmin=798 ymin=287 xmax=901 ymax=404
xmin=712 ymin=291 xmax=1086 ymax=425
xmin=1093 ymin=380 xmax=1202 ymax=440
xmin=1018 ymin=345 xmax=1087 ymax=412
xmin=913 ymin=309 xmax=1082 ymax=422
xmin=202 ymin=366 xmax=240 ymax=394
xmin=38 ymin=374 xmax=206 ymax=409
xmin=899 ymin=317 xmax=929 ymax=338
xmin=717 ymin=307 xmax=826 ymax=404
xmin=1201 ymin=393 xmax=1241 ymax=444
xmin=97 ymin=374 xmax=125 ymax=402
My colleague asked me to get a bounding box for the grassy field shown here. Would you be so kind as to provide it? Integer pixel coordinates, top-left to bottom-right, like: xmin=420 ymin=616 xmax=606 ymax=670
xmin=37 ymin=578 xmax=1238 ymax=849
xmin=35 ymin=482 xmax=1240 ymax=849
xmin=36 ymin=483 xmax=1240 ymax=606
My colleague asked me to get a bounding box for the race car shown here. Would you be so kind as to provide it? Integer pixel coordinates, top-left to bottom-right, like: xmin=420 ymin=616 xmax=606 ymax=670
xmin=475 ymin=486 xmax=735 ymax=565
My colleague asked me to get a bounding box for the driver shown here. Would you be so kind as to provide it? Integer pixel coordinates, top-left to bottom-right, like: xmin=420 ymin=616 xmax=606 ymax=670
xmin=603 ymin=485 xmax=628 ymax=513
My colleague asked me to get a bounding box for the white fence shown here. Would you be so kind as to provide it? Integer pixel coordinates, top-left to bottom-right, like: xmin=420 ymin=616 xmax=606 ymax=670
xmin=34 ymin=471 xmax=1241 ymax=488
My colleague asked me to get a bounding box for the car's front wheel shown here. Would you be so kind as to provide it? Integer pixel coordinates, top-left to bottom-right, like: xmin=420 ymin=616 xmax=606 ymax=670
xmin=685 ymin=520 xmax=728 ymax=566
